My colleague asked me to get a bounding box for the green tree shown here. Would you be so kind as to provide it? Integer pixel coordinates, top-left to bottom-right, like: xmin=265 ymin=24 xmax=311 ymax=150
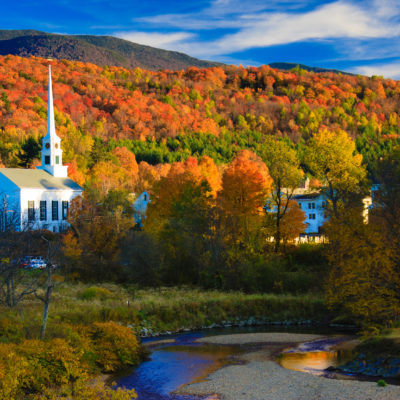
xmin=17 ymin=137 xmax=41 ymax=167
xmin=160 ymin=180 xmax=213 ymax=284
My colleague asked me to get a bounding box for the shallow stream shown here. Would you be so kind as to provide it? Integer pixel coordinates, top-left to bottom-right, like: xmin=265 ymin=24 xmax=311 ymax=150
xmin=115 ymin=326 xmax=361 ymax=400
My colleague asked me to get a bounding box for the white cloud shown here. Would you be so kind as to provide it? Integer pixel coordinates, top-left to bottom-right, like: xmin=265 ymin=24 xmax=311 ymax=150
xmin=115 ymin=0 xmax=400 ymax=60
xmin=137 ymin=0 xmax=318 ymax=30
xmin=209 ymin=1 xmax=399 ymax=55
xmin=350 ymin=61 xmax=400 ymax=79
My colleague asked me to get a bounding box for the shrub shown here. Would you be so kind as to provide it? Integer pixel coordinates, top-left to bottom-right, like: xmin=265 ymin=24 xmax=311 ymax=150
xmin=79 ymin=286 xmax=114 ymax=301
xmin=89 ymin=322 xmax=141 ymax=372
xmin=32 ymin=379 xmax=137 ymax=400
xmin=0 ymin=317 xmax=24 ymax=342
xmin=18 ymin=338 xmax=86 ymax=392
xmin=0 ymin=343 xmax=29 ymax=399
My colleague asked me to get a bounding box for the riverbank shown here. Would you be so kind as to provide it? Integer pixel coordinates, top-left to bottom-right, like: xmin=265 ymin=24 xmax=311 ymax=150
xmin=336 ymin=329 xmax=400 ymax=379
xmin=177 ymin=333 xmax=400 ymax=400
xmin=0 ymin=285 xmax=328 ymax=398
xmin=1 ymin=284 xmax=329 ymax=341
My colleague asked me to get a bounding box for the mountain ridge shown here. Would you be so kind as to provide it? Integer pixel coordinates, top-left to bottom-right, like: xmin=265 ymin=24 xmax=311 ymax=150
xmin=0 ymin=30 xmax=221 ymax=71
xmin=0 ymin=30 xmax=356 ymax=75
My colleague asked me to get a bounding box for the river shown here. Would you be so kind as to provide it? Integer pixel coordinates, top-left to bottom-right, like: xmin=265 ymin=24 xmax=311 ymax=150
xmin=115 ymin=325 xmax=361 ymax=400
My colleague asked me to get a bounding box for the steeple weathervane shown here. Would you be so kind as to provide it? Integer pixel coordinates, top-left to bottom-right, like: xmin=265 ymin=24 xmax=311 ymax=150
xmin=37 ymin=65 xmax=68 ymax=178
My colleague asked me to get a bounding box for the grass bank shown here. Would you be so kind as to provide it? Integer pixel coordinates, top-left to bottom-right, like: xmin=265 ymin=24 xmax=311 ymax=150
xmin=1 ymin=284 xmax=328 ymax=341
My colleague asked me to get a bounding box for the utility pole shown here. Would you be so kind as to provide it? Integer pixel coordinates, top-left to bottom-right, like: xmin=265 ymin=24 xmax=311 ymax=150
xmin=3 ymin=194 xmax=6 ymax=232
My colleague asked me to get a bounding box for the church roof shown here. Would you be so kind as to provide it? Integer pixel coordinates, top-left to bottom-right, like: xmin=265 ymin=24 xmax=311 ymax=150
xmin=0 ymin=168 xmax=82 ymax=191
xmin=293 ymin=192 xmax=322 ymax=200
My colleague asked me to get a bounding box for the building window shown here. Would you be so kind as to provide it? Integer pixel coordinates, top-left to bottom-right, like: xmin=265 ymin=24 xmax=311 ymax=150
xmin=28 ymin=201 xmax=35 ymax=222
xmin=52 ymin=201 xmax=59 ymax=221
xmin=322 ymin=201 xmax=326 ymax=208
xmin=143 ymin=194 xmax=147 ymax=201
xmin=308 ymin=202 xmax=315 ymax=209
xmin=45 ymin=155 xmax=50 ymax=165
xmin=62 ymin=201 xmax=69 ymax=220
xmin=55 ymin=155 xmax=60 ymax=164
xmin=40 ymin=201 xmax=47 ymax=221
xmin=309 ymin=213 xmax=316 ymax=220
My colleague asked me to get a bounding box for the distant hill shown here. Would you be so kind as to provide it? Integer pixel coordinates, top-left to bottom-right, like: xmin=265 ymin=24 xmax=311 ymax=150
xmin=0 ymin=30 xmax=221 ymax=71
xmin=268 ymin=62 xmax=352 ymax=75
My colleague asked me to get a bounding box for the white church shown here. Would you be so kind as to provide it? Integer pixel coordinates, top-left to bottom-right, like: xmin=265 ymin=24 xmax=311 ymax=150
xmin=0 ymin=66 xmax=83 ymax=232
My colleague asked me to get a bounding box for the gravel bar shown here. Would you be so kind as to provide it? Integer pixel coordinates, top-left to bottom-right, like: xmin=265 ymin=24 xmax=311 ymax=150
xmin=197 ymin=332 xmax=325 ymax=345
xmin=176 ymin=333 xmax=400 ymax=400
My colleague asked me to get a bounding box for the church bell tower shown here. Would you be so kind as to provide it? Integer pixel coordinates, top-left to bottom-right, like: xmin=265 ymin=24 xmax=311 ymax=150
xmin=38 ymin=65 xmax=68 ymax=178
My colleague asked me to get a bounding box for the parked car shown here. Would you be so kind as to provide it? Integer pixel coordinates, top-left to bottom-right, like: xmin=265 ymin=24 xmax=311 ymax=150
xmin=21 ymin=256 xmax=47 ymax=269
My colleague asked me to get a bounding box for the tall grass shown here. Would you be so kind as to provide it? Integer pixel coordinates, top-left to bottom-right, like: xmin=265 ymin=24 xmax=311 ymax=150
xmin=0 ymin=284 xmax=328 ymax=341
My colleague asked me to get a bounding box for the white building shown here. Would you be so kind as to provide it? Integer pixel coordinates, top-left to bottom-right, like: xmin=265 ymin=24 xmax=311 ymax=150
xmin=294 ymin=192 xmax=326 ymax=234
xmin=133 ymin=191 xmax=150 ymax=227
xmin=267 ymin=178 xmax=372 ymax=238
xmin=0 ymin=66 xmax=83 ymax=232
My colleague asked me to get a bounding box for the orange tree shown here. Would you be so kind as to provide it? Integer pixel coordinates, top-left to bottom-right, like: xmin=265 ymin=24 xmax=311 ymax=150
xmin=217 ymin=150 xmax=272 ymax=249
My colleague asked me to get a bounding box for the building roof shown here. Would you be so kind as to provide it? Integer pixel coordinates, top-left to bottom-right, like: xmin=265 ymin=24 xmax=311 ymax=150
xmin=0 ymin=168 xmax=83 ymax=190
xmin=293 ymin=192 xmax=322 ymax=200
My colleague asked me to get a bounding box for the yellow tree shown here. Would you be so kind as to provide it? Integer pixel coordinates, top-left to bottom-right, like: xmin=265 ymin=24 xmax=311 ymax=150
xmin=262 ymin=138 xmax=303 ymax=252
xmin=144 ymin=157 xmax=214 ymax=284
xmin=135 ymin=161 xmax=170 ymax=194
xmin=304 ymin=128 xmax=366 ymax=216
xmin=63 ymin=195 xmax=134 ymax=280
xmin=199 ymin=155 xmax=222 ymax=196
xmin=325 ymin=207 xmax=400 ymax=326
xmin=112 ymin=146 xmax=138 ymax=191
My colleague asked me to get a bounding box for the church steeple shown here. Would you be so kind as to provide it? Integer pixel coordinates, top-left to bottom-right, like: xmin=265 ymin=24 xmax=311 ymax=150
xmin=38 ymin=65 xmax=68 ymax=178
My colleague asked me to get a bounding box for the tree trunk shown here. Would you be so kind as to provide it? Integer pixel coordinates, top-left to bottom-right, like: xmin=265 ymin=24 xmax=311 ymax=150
xmin=274 ymin=182 xmax=282 ymax=253
xmin=40 ymin=266 xmax=53 ymax=339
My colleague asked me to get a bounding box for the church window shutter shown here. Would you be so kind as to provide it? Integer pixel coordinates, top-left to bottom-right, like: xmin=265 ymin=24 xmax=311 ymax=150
xmin=62 ymin=201 xmax=69 ymax=220
xmin=52 ymin=201 xmax=59 ymax=221
xmin=28 ymin=201 xmax=35 ymax=222
xmin=40 ymin=201 xmax=47 ymax=221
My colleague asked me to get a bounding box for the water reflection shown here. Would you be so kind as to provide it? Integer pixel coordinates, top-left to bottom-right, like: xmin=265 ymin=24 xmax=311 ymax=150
xmin=118 ymin=348 xmax=211 ymax=399
xmin=279 ymin=337 xmax=354 ymax=376
xmin=117 ymin=343 xmax=240 ymax=400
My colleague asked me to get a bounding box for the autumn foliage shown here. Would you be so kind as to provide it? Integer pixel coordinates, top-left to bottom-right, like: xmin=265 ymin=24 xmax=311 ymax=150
xmin=0 ymin=322 xmax=140 ymax=399
xmin=0 ymin=55 xmax=399 ymax=182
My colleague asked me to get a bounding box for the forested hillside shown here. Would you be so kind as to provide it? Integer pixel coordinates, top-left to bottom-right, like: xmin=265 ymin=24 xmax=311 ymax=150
xmin=0 ymin=30 xmax=221 ymax=70
xmin=0 ymin=55 xmax=399 ymax=184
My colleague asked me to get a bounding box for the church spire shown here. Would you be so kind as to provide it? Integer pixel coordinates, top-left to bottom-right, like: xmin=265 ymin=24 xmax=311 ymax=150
xmin=37 ymin=65 xmax=68 ymax=178
xmin=47 ymin=65 xmax=57 ymax=140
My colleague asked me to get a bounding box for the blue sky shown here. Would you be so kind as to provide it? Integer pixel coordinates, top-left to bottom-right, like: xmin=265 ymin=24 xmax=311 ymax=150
xmin=3 ymin=0 xmax=400 ymax=78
